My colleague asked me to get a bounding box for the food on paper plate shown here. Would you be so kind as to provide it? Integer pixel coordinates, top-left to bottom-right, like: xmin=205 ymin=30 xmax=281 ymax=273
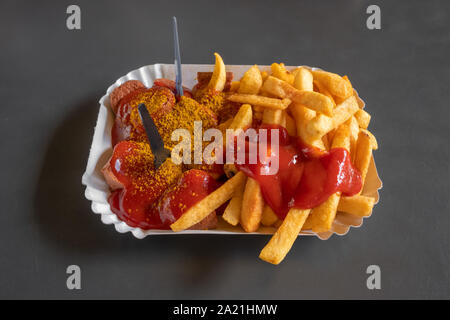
xmin=100 ymin=53 xmax=379 ymax=264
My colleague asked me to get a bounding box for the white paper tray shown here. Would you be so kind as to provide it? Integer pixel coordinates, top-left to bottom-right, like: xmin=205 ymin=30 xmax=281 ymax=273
xmin=81 ymin=64 xmax=382 ymax=240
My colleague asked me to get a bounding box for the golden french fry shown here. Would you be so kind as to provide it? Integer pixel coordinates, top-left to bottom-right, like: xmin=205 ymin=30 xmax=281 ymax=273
xmin=228 ymin=104 xmax=253 ymax=132
xmin=322 ymin=134 xmax=330 ymax=150
xmin=290 ymin=103 xmax=325 ymax=149
xmin=259 ymin=208 xmax=310 ymax=265
xmin=217 ymin=118 xmax=233 ymax=133
xmin=303 ymin=124 xmax=350 ymax=232
xmin=261 ymin=205 xmax=279 ymax=227
xmin=313 ymin=80 xmax=336 ymax=106
xmin=229 ymin=81 xmax=240 ymax=92
xmin=262 ymin=76 xmax=334 ymax=116
xmin=238 ymin=65 xmax=263 ymax=94
xmin=293 ymin=67 xmax=313 ymax=91
xmin=271 ymin=63 xmax=294 ymax=85
xmin=171 ymin=172 xmax=246 ymax=231
xmin=262 ymin=109 xmax=283 ymax=125
xmin=338 ymin=195 xmax=375 ymax=217
xmin=261 ymin=71 xmax=269 ymax=81
xmin=227 ymin=93 xmax=291 ymax=110
xmin=354 ymin=109 xmax=371 ymax=129
xmin=240 ymin=178 xmax=264 ymax=232
xmin=305 ymin=95 xmax=359 ymax=140
xmin=222 ymin=175 xmax=247 ymax=226
xmin=285 ymin=113 xmax=296 ymax=136
xmin=354 ymin=130 xmax=373 ymax=192
xmin=345 ymin=116 xmax=360 ymax=159
xmin=311 ymin=70 xmax=353 ymax=99
xmin=360 ymin=128 xmax=378 ymax=150
xmin=208 ymin=53 xmax=226 ymax=92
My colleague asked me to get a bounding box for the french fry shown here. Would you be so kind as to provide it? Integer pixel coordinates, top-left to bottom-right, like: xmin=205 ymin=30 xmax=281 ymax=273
xmin=271 ymin=63 xmax=294 ymax=85
xmin=345 ymin=116 xmax=360 ymax=159
xmin=354 ymin=130 xmax=373 ymax=191
xmin=305 ymin=95 xmax=359 ymax=140
xmin=254 ymin=111 xmax=263 ymax=120
xmin=262 ymin=76 xmax=334 ymax=116
xmin=222 ymin=175 xmax=247 ymax=226
xmin=261 ymin=71 xmax=269 ymax=81
xmin=293 ymin=67 xmax=313 ymax=91
xmin=290 ymin=103 xmax=325 ymax=149
xmin=227 ymin=93 xmax=291 ymax=110
xmin=228 ymin=104 xmax=253 ymax=132
xmin=261 ymin=205 xmax=279 ymax=227
xmin=240 ymin=177 xmax=264 ymax=232
xmin=303 ymin=125 xmax=350 ymax=232
xmin=360 ymin=128 xmax=378 ymax=150
xmin=262 ymin=109 xmax=283 ymax=125
xmin=259 ymin=208 xmax=310 ymax=265
xmin=354 ymin=109 xmax=371 ymax=129
xmin=208 ymin=53 xmax=226 ymax=92
xmin=313 ymin=80 xmax=336 ymax=106
xmin=338 ymin=195 xmax=375 ymax=217
xmin=171 ymin=172 xmax=246 ymax=231
xmin=217 ymin=118 xmax=233 ymax=134
xmin=225 ymin=103 xmax=253 ymax=176
xmin=311 ymin=70 xmax=353 ymax=99
xmin=285 ymin=113 xmax=297 ymax=136
xmin=238 ymin=65 xmax=263 ymax=94
xmin=229 ymin=81 xmax=240 ymax=92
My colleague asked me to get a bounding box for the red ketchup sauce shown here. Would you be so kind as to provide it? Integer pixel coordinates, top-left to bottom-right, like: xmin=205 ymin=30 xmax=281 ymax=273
xmin=148 ymin=169 xmax=219 ymax=226
xmin=108 ymin=141 xmax=218 ymax=229
xmin=236 ymin=125 xmax=362 ymax=219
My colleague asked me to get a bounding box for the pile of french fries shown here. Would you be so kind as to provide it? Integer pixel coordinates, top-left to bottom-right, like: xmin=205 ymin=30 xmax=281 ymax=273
xmin=171 ymin=55 xmax=378 ymax=265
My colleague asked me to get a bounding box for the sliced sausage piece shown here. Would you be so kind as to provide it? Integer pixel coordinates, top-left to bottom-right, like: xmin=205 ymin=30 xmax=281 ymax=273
xmin=101 ymin=161 xmax=123 ymax=190
xmin=109 ymin=80 xmax=146 ymax=113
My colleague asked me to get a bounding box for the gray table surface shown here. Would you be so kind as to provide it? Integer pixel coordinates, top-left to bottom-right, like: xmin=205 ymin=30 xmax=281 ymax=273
xmin=0 ymin=0 xmax=449 ymax=299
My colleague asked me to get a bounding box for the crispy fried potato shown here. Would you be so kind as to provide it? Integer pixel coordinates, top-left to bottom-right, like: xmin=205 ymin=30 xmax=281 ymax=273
xmin=290 ymin=103 xmax=325 ymax=149
xmin=313 ymin=80 xmax=336 ymax=106
xmin=338 ymin=195 xmax=375 ymax=217
xmin=259 ymin=208 xmax=310 ymax=265
xmin=222 ymin=175 xmax=247 ymax=226
xmin=208 ymin=53 xmax=226 ymax=92
xmin=217 ymin=118 xmax=233 ymax=134
xmin=360 ymin=128 xmax=378 ymax=150
xmin=303 ymin=125 xmax=350 ymax=232
xmin=345 ymin=116 xmax=360 ymax=159
xmin=293 ymin=67 xmax=313 ymax=91
xmin=305 ymin=95 xmax=359 ymax=140
xmin=285 ymin=113 xmax=296 ymax=136
xmin=261 ymin=205 xmax=279 ymax=227
xmin=354 ymin=109 xmax=371 ymax=129
xmin=311 ymin=70 xmax=353 ymax=99
xmin=262 ymin=76 xmax=334 ymax=116
xmin=262 ymin=109 xmax=283 ymax=125
xmin=261 ymin=71 xmax=269 ymax=81
xmin=228 ymin=104 xmax=253 ymax=132
xmin=238 ymin=65 xmax=263 ymax=94
xmin=354 ymin=130 xmax=373 ymax=191
xmin=240 ymin=178 xmax=264 ymax=232
xmin=229 ymin=81 xmax=240 ymax=92
xmin=271 ymin=63 xmax=294 ymax=85
xmin=170 ymin=172 xmax=246 ymax=231
xmin=227 ymin=93 xmax=291 ymax=110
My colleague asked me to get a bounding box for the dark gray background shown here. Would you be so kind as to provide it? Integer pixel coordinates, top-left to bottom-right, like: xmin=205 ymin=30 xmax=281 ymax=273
xmin=0 ymin=0 xmax=449 ymax=299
